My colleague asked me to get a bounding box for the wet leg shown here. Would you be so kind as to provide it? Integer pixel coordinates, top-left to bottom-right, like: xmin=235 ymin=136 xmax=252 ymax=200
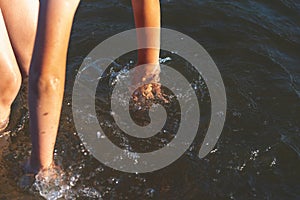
xmin=0 ymin=9 xmax=21 ymax=131
xmin=28 ymin=0 xmax=80 ymax=172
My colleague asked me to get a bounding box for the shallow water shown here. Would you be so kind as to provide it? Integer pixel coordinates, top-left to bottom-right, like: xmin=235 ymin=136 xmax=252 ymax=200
xmin=0 ymin=0 xmax=300 ymax=199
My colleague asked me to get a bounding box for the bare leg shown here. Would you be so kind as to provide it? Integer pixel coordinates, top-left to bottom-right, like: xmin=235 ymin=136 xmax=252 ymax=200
xmin=0 ymin=0 xmax=38 ymax=77
xmin=28 ymin=0 xmax=80 ymax=172
xmin=0 ymin=9 xmax=21 ymax=130
xmin=1 ymin=0 xmax=79 ymax=172
xmin=131 ymin=0 xmax=161 ymax=65
xmin=131 ymin=0 xmax=162 ymax=99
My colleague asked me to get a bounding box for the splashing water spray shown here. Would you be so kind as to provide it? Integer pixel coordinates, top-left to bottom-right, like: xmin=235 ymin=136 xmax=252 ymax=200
xmin=31 ymin=28 xmax=227 ymax=199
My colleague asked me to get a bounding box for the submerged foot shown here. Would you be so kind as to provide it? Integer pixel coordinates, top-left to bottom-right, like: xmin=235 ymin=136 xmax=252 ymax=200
xmin=0 ymin=108 xmax=10 ymax=134
xmin=20 ymin=159 xmax=66 ymax=192
xmin=0 ymin=117 xmax=9 ymax=133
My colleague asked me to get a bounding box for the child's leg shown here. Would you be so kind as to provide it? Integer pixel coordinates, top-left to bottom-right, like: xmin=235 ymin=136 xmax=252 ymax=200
xmin=1 ymin=0 xmax=79 ymax=172
xmin=0 ymin=9 xmax=21 ymax=130
xmin=131 ymin=0 xmax=162 ymax=98
xmin=131 ymin=0 xmax=161 ymax=66
xmin=0 ymin=0 xmax=38 ymax=77
xmin=28 ymin=0 xmax=80 ymax=172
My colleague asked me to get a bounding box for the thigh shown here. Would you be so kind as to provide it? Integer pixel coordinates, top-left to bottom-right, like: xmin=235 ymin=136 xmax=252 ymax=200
xmin=0 ymin=8 xmax=19 ymax=77
xmin=0 ymin=0 xmax=39 ymax=76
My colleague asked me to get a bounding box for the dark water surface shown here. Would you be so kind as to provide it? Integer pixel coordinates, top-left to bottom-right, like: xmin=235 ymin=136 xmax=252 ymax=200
xmin=0 ymin=0 xmax=299 ymax=199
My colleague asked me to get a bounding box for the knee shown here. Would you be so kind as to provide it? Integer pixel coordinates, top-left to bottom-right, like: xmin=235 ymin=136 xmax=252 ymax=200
xmin=29 ymin=73 xmax=63 ymax=97
xmin=29 ymin=73 xmax=62 ymax=95
xmin=0 ymin=68 xmax=21 ymax=106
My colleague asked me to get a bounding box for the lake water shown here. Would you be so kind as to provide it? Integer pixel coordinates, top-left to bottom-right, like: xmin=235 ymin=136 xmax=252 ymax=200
xmin=0 ymin=0 xmax=299 ymax=199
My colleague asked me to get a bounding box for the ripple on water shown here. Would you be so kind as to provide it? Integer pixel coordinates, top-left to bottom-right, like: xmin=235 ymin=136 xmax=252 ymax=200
xmin=1 ymin=0 xmax=300 ymax=199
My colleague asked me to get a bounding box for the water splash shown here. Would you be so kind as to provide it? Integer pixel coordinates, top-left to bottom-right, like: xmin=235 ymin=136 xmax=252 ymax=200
xmin=31 ymin=167 xmax=70 ymax=200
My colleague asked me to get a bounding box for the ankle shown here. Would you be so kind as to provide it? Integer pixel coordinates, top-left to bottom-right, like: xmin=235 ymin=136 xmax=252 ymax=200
xmin=29 ymin=153 xmax=54 ymax=173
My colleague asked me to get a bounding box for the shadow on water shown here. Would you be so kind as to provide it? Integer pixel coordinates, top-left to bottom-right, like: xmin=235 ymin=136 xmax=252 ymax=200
xmin=0 ymin=0 xmax=300 ymax=199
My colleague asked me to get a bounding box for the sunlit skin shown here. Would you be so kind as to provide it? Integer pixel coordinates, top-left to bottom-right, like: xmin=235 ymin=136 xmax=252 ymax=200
xmin=131 ymin=0 xmax=162 ymax=98
xmin=0 ymin=0 xmax=161 ymax=174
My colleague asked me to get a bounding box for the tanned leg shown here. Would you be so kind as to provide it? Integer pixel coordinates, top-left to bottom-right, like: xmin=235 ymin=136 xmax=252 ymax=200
xmin=0 ymin=0 xmax=38 ymax=77
xmin=131 ymin=0 xmax=162 ymax=100
xmin=28 ymin=0 xmax=80 ymax=172
xmin=131 ymin=0 xmax=161 ymax=65
xmin=0 ymin=9 xmax=21 ymax=131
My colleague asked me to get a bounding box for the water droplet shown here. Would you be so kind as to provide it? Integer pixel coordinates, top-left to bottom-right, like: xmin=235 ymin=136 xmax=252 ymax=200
xmin=217 ymin=111 xmax=225 ymax=117
xmin=210 ymin=149 xmax=218 ymax=153
xmin=145 ymin=188 xmax=156 ymax=198
xmin=270 ymin=158 xmax=277 ymax=167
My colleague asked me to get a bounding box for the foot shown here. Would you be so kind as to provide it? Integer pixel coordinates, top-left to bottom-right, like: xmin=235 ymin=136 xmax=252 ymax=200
xmin=0 ymin=116 xmax=9 ymax=134
xmin=0 ymin=119 xmax=9 ymax=133
xmin=0 ymin=106 xmax=10 ymax=134
xmin=20 ymin=159 xmax=64 ymax=190
xmin=131 ymin=64 xmax=168 ymax=106
xmin=132 ymin=82 xmax=169 ymax=106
